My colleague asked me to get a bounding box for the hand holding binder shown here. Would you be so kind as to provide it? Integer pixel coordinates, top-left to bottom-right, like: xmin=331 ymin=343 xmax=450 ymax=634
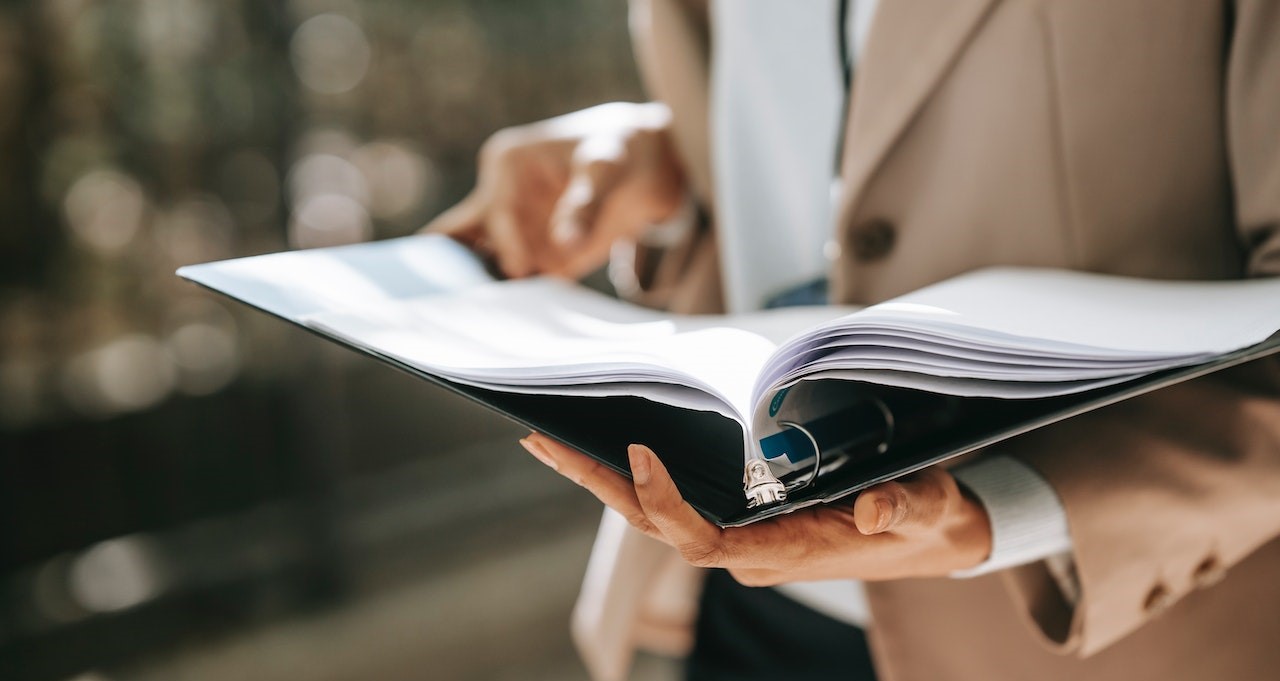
xmin=519 ymin=434 xmax=994 ymax=583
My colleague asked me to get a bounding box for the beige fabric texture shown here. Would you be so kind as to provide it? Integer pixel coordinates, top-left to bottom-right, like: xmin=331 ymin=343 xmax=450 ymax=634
xmin=573 ymin=1 xmax=1280 ymax=679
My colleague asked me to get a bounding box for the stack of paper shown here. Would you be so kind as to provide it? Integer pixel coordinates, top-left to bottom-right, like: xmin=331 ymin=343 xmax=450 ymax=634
xmin=753 ymin=268 xmax=1280 ymax=400
xmin=179 ymin=236 xmax=1280 ymax=422
xmin=307 ymin=278 xmax=844 ymax=419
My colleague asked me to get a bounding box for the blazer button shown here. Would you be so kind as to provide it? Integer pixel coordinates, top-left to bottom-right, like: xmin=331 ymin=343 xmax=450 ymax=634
xmin=1143 ymin=583 xmax=1175 ymax=616
xmin=1192 ymin=555 xmax=1227 ymax=588
xmin=850 ymin=219 xmax=896 ymax=262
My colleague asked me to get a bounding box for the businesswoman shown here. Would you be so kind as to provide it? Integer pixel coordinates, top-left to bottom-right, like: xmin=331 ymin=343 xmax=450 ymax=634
xmin=428 ymin=1 xmax=1280 ymax=679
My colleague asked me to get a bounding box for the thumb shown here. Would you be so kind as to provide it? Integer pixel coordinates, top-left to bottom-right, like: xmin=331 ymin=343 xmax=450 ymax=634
xmin=853 ymin=468 xmax=957 ymax=536
xmin=422 ymin=190 xmax=486 ymax=243
xmin=550 ymin=148 xmax=625 ymax=249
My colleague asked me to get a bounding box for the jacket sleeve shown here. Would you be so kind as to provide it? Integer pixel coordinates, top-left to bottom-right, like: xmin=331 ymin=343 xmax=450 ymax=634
xmin=619 ymin=0 xmax=724 ymax=315
xmin=628 ymin=0 xmax=713 ymax=204
xmin=999 ymin=0 xmax=1280 ymax=656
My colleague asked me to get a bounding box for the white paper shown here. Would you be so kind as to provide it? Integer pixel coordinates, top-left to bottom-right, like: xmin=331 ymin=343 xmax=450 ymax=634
xmin=835 ymin=268 xmax=1280 ymax=356
xmin=180 ymin=238 xmax=1280 ymax=419
xmin=304 ymin=278 xmax=845 ymax=421
xmin=753 ymin=267 xmax=1280 ymax=404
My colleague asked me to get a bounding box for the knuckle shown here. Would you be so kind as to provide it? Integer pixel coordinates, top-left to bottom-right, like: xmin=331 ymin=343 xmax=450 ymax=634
xmin=571 ymin=457 xmax=605 ymax=487
xmin=678 ymin=541 xmax=724 ymax=568
xmin=623 ymin=512 xmax=656 ymax=535
xmin=924 ymin=471 xmax=957 ymax=505
xmin=879 ymin=481 xmax=908 ymax=506
xmin=643 ymin=506 xmax=675 ymax=530
xmin=642 ymin=489 xmax=683 ymax=518
xmin=913 ymin=493 xmax=949 ymax=527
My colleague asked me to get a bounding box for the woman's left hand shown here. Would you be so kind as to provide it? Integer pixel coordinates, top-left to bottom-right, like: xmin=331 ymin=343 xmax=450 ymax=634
xmin=520 ymin=433 xmax=993 ymax=585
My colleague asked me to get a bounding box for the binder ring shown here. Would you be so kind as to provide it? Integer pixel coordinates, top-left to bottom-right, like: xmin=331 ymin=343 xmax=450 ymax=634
xmin=869 ymin=395 xmax=895 ymax=455
xmin=777 ymin=419 xmax=824 ymax=493
xmin=778 ymin=396 xmax=896 ymax=493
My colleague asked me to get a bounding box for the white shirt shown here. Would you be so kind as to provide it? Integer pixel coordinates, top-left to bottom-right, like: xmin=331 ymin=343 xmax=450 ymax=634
xmin=706 ymin=0 xmax=1074 ymax=626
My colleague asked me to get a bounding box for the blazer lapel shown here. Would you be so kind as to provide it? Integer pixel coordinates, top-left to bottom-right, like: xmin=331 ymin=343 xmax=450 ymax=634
xmin=838 ymin=0 xmax=1001 ymax=211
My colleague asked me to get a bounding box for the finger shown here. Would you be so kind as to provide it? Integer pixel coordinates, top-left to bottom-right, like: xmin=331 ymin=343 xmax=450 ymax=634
xmin=487 ymin=204 xmax=534 ymax=278
xmin=550 ymin=158 xmax=625 ymax=249
xmin=628 ymin=444 xmax=726 ymax=567
xmin=853 ymin=468 xmax=955 ymax=536
xmin=422 ymin=191 xmax=486 ymax=241
xmin=521 ymin=434 xmax=661 ymax=538
xmin=727 ymin=566 xmax=784 ymax=588
xmin=549 ymin=133 xmax=626 ymax=251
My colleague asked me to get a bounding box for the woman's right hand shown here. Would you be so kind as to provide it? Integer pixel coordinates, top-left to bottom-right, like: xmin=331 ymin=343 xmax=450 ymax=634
xmin=424 ymin=102 xmax=689 ymax=280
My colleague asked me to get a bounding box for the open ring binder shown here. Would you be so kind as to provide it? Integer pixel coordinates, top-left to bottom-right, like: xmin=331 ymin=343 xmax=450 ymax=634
xmin=746 ymin=396 xmax=897 ymax=508
xmin=177 ymin=235 xmax=1280 ymax=528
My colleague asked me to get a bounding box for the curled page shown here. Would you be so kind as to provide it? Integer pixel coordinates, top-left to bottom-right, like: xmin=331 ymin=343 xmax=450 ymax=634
xmin=753 ymin=268 xmax=1280 ymax=403
xmin=304 ymin=278 xmax=842 ymax=422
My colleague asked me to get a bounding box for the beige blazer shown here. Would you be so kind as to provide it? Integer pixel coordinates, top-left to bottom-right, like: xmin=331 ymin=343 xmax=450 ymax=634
xmin=573 ymin=1 xmax=1280 ymax=680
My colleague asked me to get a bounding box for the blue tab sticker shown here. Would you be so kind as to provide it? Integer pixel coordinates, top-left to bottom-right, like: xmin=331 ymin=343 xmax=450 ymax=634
xmin=759 ymin=428 xmax=815 ymax=463
xmin=768 ymin=387 xmax=790 ymax=417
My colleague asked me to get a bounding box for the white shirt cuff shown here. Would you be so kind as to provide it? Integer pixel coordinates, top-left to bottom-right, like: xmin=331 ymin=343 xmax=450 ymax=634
xmin=949 ymin=455 xmax=1074 ymax=578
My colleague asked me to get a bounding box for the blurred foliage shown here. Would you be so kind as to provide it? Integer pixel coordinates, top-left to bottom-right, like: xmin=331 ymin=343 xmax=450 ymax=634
xmin=0 ymin=0 xmax=644 ymax=429
xmin=0 ymin=1 xmax=644 ymax=679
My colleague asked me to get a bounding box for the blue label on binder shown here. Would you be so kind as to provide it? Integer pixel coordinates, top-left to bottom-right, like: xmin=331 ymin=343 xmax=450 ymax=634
xmin=768 ymin=387 xmax=790 ymax=417
xmin=759 ymin=428 xmax=815 ymax=464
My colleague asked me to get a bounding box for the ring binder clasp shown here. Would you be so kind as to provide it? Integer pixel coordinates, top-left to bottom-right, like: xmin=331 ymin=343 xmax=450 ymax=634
xmin=743 ymin=459 xmax=787 ymax=508
xmin=744 ymin=395 xmax=897 ymax=509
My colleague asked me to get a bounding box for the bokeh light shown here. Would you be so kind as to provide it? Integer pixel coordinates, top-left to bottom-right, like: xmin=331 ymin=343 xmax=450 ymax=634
xmin=351 ymin=139 xmax=438 ymax=222
xmin=61 ymin=334 xmax=177 ymax=417
xmin=288 ymin=152 xmax=369 ymax=207
xmin=62 ymin=169 xmax=149 ymax=256
xmin=290 ymin=13 xmax=371 ymax=95
xmin=135 ymin=0 xmax=212 ymax=61
xmin=165 ymin=298 xmax=241 ymax=396
xmin=0 ymin=1 xmax=648 ymax=677
xmin=68 ymin=535 xmax=167 ymax=614
xmin=289 ymin=193 xmax=372 ymax=249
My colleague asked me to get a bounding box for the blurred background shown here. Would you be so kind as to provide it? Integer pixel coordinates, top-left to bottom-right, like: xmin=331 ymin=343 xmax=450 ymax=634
xmin=0 ymin=1 xmax=676 ymax=679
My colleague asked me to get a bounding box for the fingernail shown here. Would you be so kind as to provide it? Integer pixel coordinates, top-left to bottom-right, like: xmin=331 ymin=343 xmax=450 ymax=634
xmin=873 ymin=498 xmax=896 ymax=533
xmin=520 ymin=437 xmax=558 ymax=471
xmin=628 ymin=444 xmax=651 ymax=485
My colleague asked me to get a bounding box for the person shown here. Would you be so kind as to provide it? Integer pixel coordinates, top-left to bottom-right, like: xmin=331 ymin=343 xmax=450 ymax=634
xmin=426 ymin=1 xmax=1280 ymax=680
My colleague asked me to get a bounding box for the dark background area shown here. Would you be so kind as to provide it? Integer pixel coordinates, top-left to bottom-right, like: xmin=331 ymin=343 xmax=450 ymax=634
xmin=0 ymin=1 xmax=674 ymax=679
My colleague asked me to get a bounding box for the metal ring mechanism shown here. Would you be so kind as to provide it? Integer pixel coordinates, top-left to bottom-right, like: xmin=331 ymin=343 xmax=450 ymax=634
xmin=778 ymin=396 xmax=896 ymax=495
xmin=868 ymin=395 xmax=896 ymax=455
xmin=777 ymin=419 xmax=823 ymax=493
